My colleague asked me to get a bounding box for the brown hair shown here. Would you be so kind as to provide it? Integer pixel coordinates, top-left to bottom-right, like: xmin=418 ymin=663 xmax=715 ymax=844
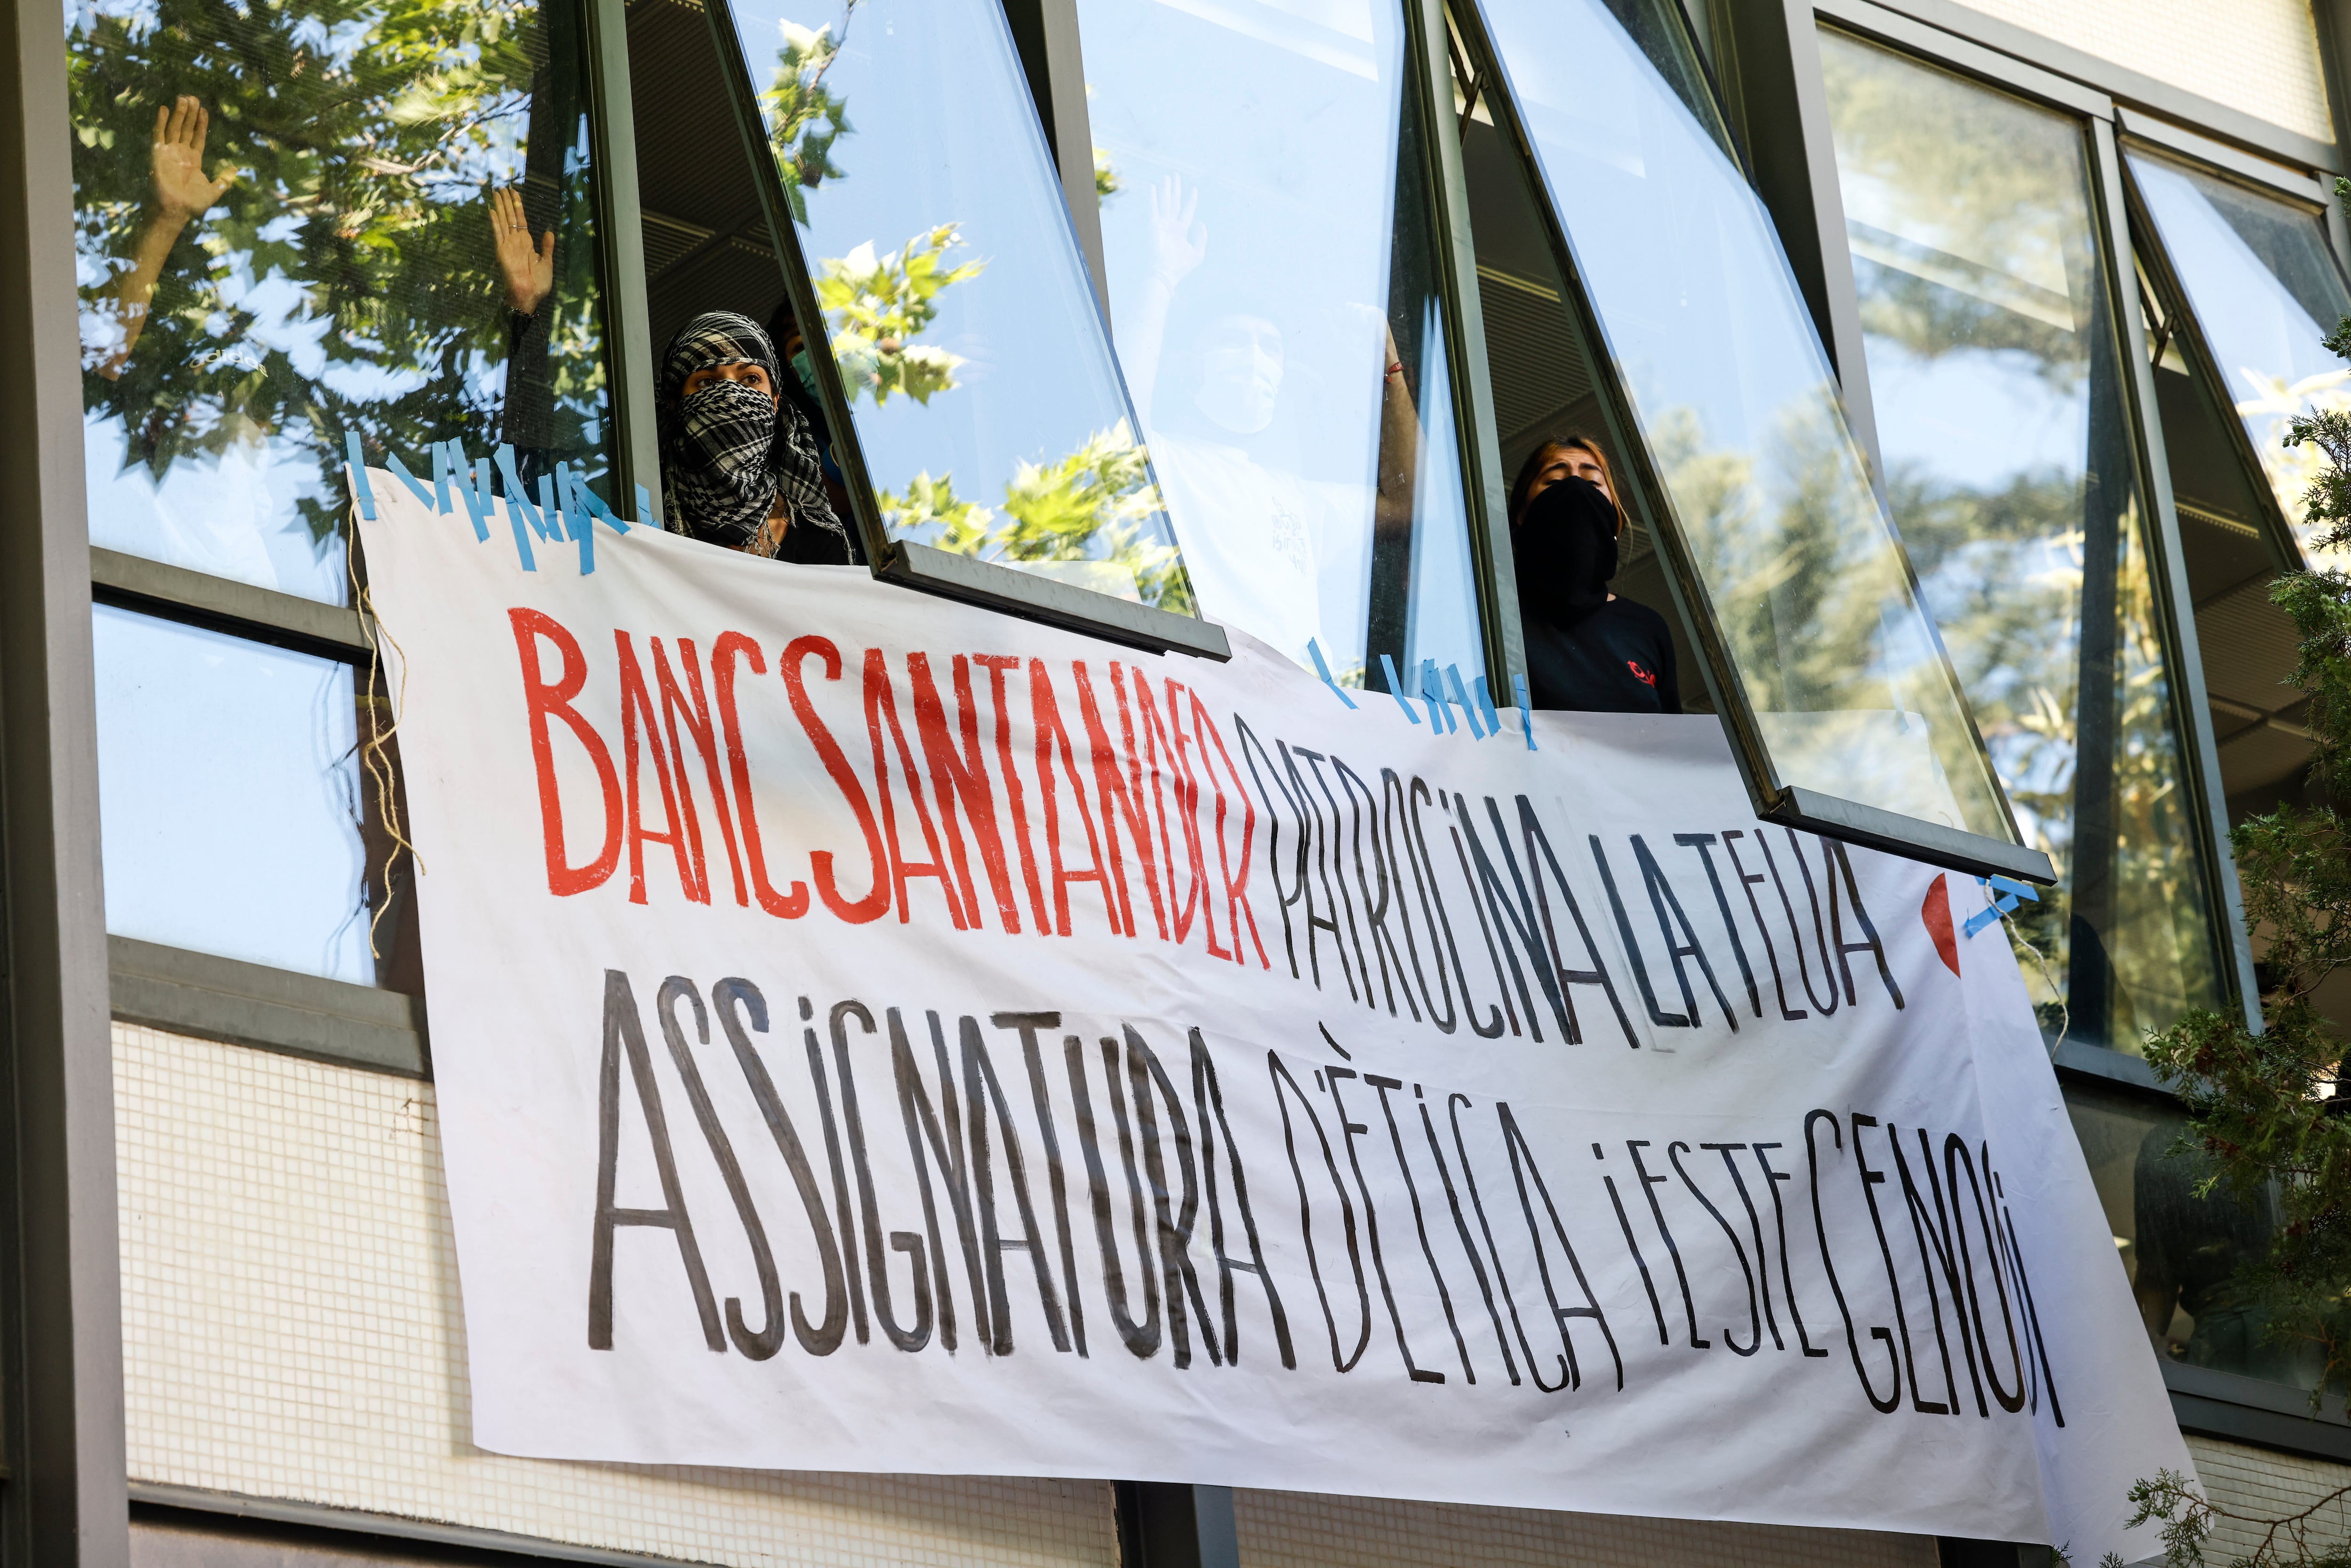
xmin=1508 ymin=434 xmax=1620 ymax=530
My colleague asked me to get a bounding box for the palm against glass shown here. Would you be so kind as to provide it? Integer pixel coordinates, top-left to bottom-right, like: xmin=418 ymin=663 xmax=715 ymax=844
xmin=489 ymin=185 xmax=554 ymax=317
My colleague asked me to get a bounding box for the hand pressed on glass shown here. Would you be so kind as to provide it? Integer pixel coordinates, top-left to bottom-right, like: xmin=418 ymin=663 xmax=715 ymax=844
xmin=488 ymin=185 xmax=556 ymax=319
xmin=92 ymin=95 xmax=239 ymax=378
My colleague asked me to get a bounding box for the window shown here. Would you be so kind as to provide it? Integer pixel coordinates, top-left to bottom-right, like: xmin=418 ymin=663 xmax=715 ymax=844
xmin=1816 ymin=30 xmax=2221 ymax=1050
xmin=1454 ymin=0 xmax=2040 ymax=884
xmin=1075 ymin=0 xmax=1486 ymax=683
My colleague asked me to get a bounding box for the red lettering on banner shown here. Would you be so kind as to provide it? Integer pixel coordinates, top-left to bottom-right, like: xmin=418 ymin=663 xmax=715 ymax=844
xmin=1073 ymin=661 xmax=1165 ymax=941
xmin=975 ymin=653 xmax=1051 ymax=934
xmin=711 ymin=632 xmax=809 ymax=919
xmin=653 ymin=637 xmax=748 ymax=907
xmin=862 ymin=647 xmax=968 ymax=929
xmin=614 ymin=632 xmax=705 ymax=906
xmin=1140 ymin=674 xmax=1230 ymax=960
xmin=508 ymin=607 xmax=622 ymax=897
xmin=1190 ymin=694 xmax=1270 ymax=968
xmin=782 ymin=635 xmax=891 ymax=924
xmin=1029 ymin=659 xmax=1122 ymax=937
xmin=908 ymin=652 xmax=1024 ymax=934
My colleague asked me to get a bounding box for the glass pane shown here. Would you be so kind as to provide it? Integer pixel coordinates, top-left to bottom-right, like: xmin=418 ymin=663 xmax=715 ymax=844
xmin=1077 ymin=0 xmax=1483 ymax=680
xmin=1819 ymin=31 xmax=2221 ymax=1050
xmin=67 ymin=0 xmax=618 ymax=604
xmin=717 ymin=0 xmax=1196 ymax=613
xmin=2130 ymin=150 xmax=2351 ymax=568
xmin=1466 ymin=0 xmax=2017 ymax=847
xmin=94 ymin=607 xmax=377 ymax=985
xmin=2065 ymin=1080 xmax=2318 ymax=1390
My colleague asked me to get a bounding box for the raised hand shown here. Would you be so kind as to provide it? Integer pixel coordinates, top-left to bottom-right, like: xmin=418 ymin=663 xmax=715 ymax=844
xmin=1146 ymin=174 xmax=1207 ymax=286
xmin=489 ymin=185 xmax=556 ymax=317
xmin=150 ymin=95 xmax=237 ymax=223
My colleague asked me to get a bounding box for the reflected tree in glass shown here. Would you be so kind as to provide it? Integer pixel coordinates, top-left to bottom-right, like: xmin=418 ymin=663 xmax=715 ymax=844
xmin=1819 ymin=30 xmax=2219 ymax=1048
xmin=721 ymin=0 xmax=1197 ymax=613
xmin=2132 ymin=150 xmax=2351 ymax=569
xmin=65 ymin=0 xmax=616 ymax=604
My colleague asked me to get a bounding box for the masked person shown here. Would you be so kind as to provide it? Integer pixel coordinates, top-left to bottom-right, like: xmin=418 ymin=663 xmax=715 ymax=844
xmin=1511 ymin=441 xmax=1679 ymax=714
xmin=655 ymin=311 xmax=854 ymax=564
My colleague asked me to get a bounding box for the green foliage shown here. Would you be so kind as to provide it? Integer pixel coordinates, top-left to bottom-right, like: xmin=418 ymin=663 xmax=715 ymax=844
xmin=877 ymin=470 xmax=994 ymax=549
xmin=816 ymin=224 xmax=985 ymax=406
xmin=762 ymin=8 xmax=858 ymax=224
xmin=2120 ymin=1466 xmax=2351 ymax=1568
xmin=1094 ymin=145 xmax=1121 ymax=202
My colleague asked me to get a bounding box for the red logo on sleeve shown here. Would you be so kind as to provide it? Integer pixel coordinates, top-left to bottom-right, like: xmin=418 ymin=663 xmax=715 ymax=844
xmin=1626 ymin=659 xmax=1657 ymax=689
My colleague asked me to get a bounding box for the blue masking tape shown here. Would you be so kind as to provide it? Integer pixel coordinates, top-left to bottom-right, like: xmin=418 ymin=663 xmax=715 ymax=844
xmin=558 ymin=466 xmax=595 ymax=575
xmin=636 ymin=483 xmax=657 ymax=528
xmin=1513 ymin=672 xmax=1537 ymax=751
xmin=442 ymin=443 xmax=490 ymax=541
xmin=475 ymin=458 xmax=496 ymax=537
xmin=1986 ymin=875 xmax=2040 ymax=903
xmin=1377 ymin=654 xmax=1420 ymax=724
xmin=1474 ymin=673 xmax=1500 ymax=734
xmin=343 ymin=433 xmax=376 ymax=520
xmin=1962 ymin=900 xmax=2012 ymax=939
xmin=570 ymin=471 xmax=628 ymax=534
xmin=1420 ymin=660 xmax=1451 ymax=733
xmin=502 ymin=492 xmax=539 ymax=572
xmin=1306 ymin=638 xmax=1358 ymax=709
xmin=383 ymin=449 xmax=434 ymax=512
xmin=1445 ymin=665 xmax=1486 ymax=738
xmin=430 ymin=441 xmax=454 ymax=513
xmin=537 ymin=472 xmax=565 ymax=544
xmin=495 ymin=445 xmax=547 ymax=540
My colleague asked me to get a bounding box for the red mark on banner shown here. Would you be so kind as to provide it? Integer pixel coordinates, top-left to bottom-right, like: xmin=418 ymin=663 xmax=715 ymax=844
xmin=782 ymin=635 xmax=891 ymax=924
xmin=711 ymin=632 xmax=809 ymax=919
xmin=1188 ymin=693 xmax=1269 ymax=968
xmin=974 ymin=654 xmax=1051 ymax=934
xmin=651 ymin=637 xmax=743 ymax=907
xmin=908 ymin=652 xmax=1025 ymax=934
xmin=614 ymin=631 xmax=705 ymax=906
xmin=863 ymin=646 xmax=968 ymax=928
xmin=1030 ymin=658 xmax=1122 ymax=937
xmin=1922 ymin=874 xmax=1960 ymax=977
xmin=1073 ymin=660 xmax=1165 ymax=941
xmin=509 ymin=607 xmax=621 ymax=897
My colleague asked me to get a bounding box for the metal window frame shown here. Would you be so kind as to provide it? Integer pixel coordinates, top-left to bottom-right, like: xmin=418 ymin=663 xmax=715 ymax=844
xmin=699 ymin=0 xmax=1231 ymax=663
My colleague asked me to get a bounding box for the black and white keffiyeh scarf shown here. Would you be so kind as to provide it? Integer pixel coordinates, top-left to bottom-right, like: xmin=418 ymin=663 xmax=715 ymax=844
xmin=656 ymin=311 xmax=848 ymax=559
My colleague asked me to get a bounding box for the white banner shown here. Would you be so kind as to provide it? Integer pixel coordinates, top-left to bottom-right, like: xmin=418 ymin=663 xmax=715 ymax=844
xmin=357 ymin=472 xmax=2188 ymax=1560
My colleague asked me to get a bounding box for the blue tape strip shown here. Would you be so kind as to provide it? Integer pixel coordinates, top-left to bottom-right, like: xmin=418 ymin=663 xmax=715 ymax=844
xmin=475 ymin=457 xmax=496 ymax=536
xmin=1474 ymin=673 xmax=1500 ymax=734
xmin=1445 ymin=665 xmax=1487 ymax=739
xmin=431 ymin=441 xmax=454 ymax=514
xmin=1986 ymin=875 xmax=2040 ymax=903
xmin=1513 ymin=672 xmax=1537 ymax=751
xmin=571 ymin=473 xmax=629 ymax=535
xmin=442 ymin=443 xmax=490 ymax=541
xmin=1306 ymin=638 xmax=1358 ymax=709
xmin=1377 ymin=654 xmax=1420 ymax=723
xmin=1961 ymin=903 xmax=2006 ymax=939
xmin=343 ymin=433 xmax=376 ymax=520
xmin=382 ymin=449 xmax=434 ymax=512
xmin=502 ymin=493 xmax=538 ymax=573
xmin=536 ymin=473 xmax=565 ymax=544
xmin=636 ymin=483 xmax=657 ymax=528
xmin=495 ymin=445 xmax=547 ymax=542
xmin=1420 ymin=660 xmax=1451 ymax=733
xmin=559 ymin=465 xmax=595 ymax=574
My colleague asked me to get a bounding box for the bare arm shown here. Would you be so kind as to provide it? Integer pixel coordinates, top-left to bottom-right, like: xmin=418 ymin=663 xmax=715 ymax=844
xmin=1122 ymin=174 xmax=1207 ymax=431
xmin=1371 ymin=317 xmax=1420 ymax=529
xmin=489 ymin=185 xmax=555 ymax=318
xmin=95 ymin=95 xmax=237 ymax=378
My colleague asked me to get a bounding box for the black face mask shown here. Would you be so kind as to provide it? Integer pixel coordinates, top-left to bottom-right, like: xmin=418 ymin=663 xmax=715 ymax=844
xmin=1513 ymin=474 xmax=1621 ymax=629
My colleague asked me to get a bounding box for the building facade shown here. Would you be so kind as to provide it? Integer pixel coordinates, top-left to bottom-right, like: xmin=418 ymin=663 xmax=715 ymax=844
xmin=0 ymin=0 xmax=2347 ymax=1562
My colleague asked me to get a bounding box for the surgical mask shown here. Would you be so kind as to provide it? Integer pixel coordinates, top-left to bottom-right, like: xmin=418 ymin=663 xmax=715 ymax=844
xmin=790 ymin=349 xmax=819 ymax=399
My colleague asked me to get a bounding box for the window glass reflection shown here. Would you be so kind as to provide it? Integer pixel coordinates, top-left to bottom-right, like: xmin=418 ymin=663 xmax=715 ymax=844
xmin=94 ymin=607 xmax=377 ymax=985
xmin=66 ymin=0 xmax=617 ymax=604
xmin=1819 ymin=32 xmax=2220 ymax=1050
xmin=2130 ymin=150 xmax=2351 ymax=568
xmin=718 ymin=0 xmax=1196 ymax=612
xmin=1077 ymin=0 xmax=1483 ymax=679
xmin=1465 ymin=0 xmax=2017 ymax=848
xmin=2066 ymin=1081 xmax=2317 ymax=1388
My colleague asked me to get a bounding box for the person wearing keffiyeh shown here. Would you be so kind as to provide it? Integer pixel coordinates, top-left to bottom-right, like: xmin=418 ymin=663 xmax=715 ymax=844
xmin=655 ymin=311 xmax=855 ymax=564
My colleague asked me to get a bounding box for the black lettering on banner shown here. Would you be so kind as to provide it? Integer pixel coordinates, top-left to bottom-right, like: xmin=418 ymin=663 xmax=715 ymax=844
xmin=1431 ymin=793 xmax=1510 ymax=1039
xmin=1850 ymin=1114 xmax=1941 ymax=1413
xmin=1710 ymin=1143 xmax=1782 ymax=1350
xmin=1190 ymin=1031 xmax=1294 ymax=1368
xmin=1676 ymin=1141 xmax=1760 ymax=1355
xmin=802 ymin=995 xmax=871 ymax=1345
xmin=1382 ymin=771 xmax=1450 ymax=1030
xmin=996 ymin=1012 xmax=1089 ymax=1357
xmin=1893 ymin=1125 xmax=1981 ymax=1415
xmin=1268 ymin=1052 xmax=1373 ymax=1371
xmin=1590 ymin=837 xmax=1688 ymax=1029
xmin=589 ymin=969 xmax=725 ymax=1353
xmin=1369 ymin=1077 xmax=1475 ymax=1381
xmin=1945 ymin=1135 xmax=2025 ymax=1413
xmin=1420 ymin=1094 xmax=1520 ymax=1385
xmin=1993 ymin=1166 xmax=2064 ymax=1426
xmin=1069 ymin=1034 xmax=1163 ymax=1358
xmin=887 ymin=1009 xmax=985 ymax=1355
xmin=1759 ymin=830 xmax=1840 ymax=1016
xmin=1449 ymin=1094 xmax=1556 ymax=1389
xmin=1674 ymin=833 xmax=1761 ymax=1019
xmin=1751 ymin=1142 xmax=1825 ymax=1355
xmin=1235 ymin=717 xmax=1310 ymax=980
xmin=1338 ymin=760 xmax=1416 ymax=1020
xmin=655 ymin=976 xmax=785 ymax=1360
xmin=1286 ymin=746 xmax=1362 ymax=1002
xmin=715 ymin=978 xmax=848 ymax=1356
xmin=834 ymin=1002 xmax=933 ymax=1352
xmin=1597 ymin=1144 xmax=1669 ymax=1347
xmin=1326 ymin=1067 xmax=1443 ymax=1383
xmin=1721 ymin=831 xmax=1806 ymax=1022
xmin=1828 ymin=843 xmax=1905 ymax=1008
xmin=1806 ymin=1110 xmax=1899 ymax=1410
xmin=961 ymin=1016 xmax=1073 ymax=1355
xmin=1500 ymin=1105 xmax=1623 ymax=1391
xmin=1125 ymin=1026 xmax=1223 ymax=1369
xmin=1633 ymin=836 xmax=1737 ymax=1031
xmin=1626 ymin=1139 xmax=1707 ymax=1349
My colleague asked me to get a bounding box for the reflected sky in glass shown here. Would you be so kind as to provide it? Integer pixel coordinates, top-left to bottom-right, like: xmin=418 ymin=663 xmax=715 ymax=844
xmin=1822 ymin=30 xmax=2218 ymax=1048
xmin=1469 ymin=0 xmax=2014 ymax=846
xmin=95 ymin=606 xmax=373 ymax=985
xmin=2132 ymin=150 xmax=2351 ymax=565
xmin=724 ymin=0 xmax=1194 ymax=612
xmin=1077 ymin=0 xmax=1482 ymax=679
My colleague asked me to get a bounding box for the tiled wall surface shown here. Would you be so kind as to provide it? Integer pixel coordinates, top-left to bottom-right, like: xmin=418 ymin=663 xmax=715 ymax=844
xmin=1951 ymin=0 xmax=2335 ymax=146
xmin=2187 ymin=1435 xmax=2351 ymax=1565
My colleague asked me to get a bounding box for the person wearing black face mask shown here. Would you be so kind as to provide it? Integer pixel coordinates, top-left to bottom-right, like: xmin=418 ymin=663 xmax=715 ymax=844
xmin=1510 ymin=439 xmax=1679 ymax=714
xmin=656 ymin=311 xmax=855 ymax=564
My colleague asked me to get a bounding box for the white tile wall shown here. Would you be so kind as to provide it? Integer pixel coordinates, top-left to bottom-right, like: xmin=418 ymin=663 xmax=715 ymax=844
xmin=1948 ymin=0 xmax=2335 ymax=145
xmin=2186 ymin=1434 xmax=2351 ymax=1565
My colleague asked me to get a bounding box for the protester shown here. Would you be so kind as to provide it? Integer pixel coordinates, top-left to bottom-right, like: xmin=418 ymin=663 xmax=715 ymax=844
xmin=1511 ymin=438 xmax=1680 ymax=714
xmin=654 ymin=311 xmax=852 ymax=563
